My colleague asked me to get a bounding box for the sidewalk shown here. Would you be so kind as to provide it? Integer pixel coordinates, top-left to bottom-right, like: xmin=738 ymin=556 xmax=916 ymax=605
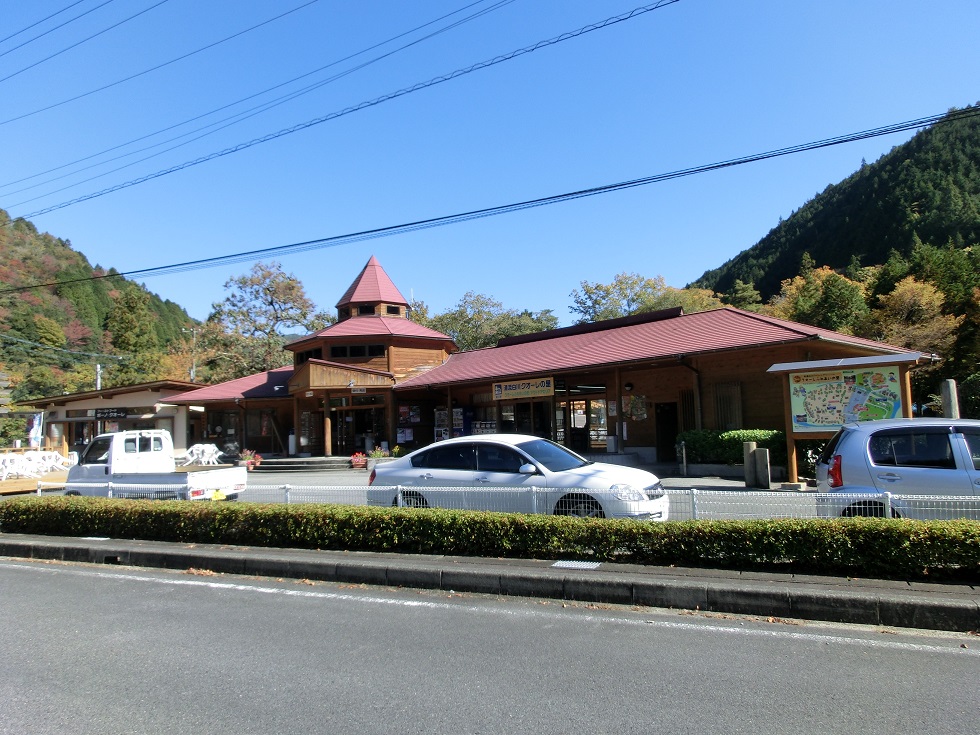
xmin=1 ymin=532 xmax=977 ymax=633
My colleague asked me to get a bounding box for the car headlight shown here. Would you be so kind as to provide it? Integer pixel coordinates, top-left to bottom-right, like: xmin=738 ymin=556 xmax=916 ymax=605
xmin=609 ymin=484 xmax=645 ymax=502
xmin=644 ymin=481 xmax=666 ymax=500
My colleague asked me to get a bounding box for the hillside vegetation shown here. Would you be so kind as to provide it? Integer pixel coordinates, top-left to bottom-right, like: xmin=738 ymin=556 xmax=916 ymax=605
xmin=0 ymin=210 xmax=193 ymax=402
xmin=693 ymin=106 xmax=980 ymax=300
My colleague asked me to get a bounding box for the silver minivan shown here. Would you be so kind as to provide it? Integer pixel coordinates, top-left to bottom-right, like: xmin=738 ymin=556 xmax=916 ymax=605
xmin=814 ymin=418 xmax=980 ymax=518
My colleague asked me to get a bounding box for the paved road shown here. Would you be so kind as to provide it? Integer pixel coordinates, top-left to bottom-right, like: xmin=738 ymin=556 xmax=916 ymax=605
xmin=2 ymin=557 xmax=977 ymax=735
xmin=240 ymin=468 xmax=815 ymax=520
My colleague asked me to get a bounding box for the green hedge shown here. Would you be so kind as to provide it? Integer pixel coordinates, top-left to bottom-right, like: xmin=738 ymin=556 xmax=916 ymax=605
xmin=676 ymin=429 xmax=788 ymax=466
xmin=675 ymin=429 xmax=830 ymax=476
xmin=2 ymin=496 xmax=978 ymax=581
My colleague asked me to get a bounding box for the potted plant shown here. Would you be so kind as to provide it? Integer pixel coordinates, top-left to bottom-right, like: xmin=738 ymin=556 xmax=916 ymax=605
xmin=239 ymin=449 xmax=262 ymax=471
xmin=366 ymin=446 xmax=390 ymax=471
xmin=350 ymin=452 xmax=367 ymax=469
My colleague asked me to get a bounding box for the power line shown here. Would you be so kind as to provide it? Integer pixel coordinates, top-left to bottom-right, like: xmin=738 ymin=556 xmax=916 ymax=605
xmin=0 ymin=0 xmax=171 ymax=85
xmin=0 ymin=0 xmax=114 ymax=54
xmin=2 ymin=106 xmax=976 ymax=296
xmin=0 ymin=0 xmax=516 ymax=198
xmin=0 ymin=0 xmax=323 ymax=128
xmin=4 ymin=0 xmax=681 ymax=220
xmin=0 ymin=332 xmax=126 ymax=361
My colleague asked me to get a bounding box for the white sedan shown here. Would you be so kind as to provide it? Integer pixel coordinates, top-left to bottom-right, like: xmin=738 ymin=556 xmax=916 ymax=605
xmin=367 ymin=434 xmax=668 ymax=520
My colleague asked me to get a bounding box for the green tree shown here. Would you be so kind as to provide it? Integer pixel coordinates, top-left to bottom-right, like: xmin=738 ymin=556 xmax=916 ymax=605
xmin=642 ymin=286 xmax=723 ymax=313
xmin=569 ymin=273 xmax=666 ymax=323
xmin=34 ymin=315 xmax=67 ymax=349
xmin=801 ymin=273 xmax=869 ymax=333
xmin=723 ymin=279 xmax=763 ymax=310
xmin=419 ymin=292 xmax=557 ymax=351
xmin=763 ymin=260 xmax=869 ymax=333
xmin=102 ymin=287 xmax=163 ymax=387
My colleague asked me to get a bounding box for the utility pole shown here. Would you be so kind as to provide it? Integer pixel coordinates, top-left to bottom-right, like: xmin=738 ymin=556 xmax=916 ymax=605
xmin=182 ymin=327 xmax=198 ymax=382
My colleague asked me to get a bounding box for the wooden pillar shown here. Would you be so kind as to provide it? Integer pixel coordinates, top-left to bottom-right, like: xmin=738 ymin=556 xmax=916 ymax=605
xmin=292 ymin=395 xmax=299 ymax=456
xmin=385 ymin=388 xmax=397 ymax=450
xmin=900 ymin=365 xmax=914 ymax=417
xmin=323 ymin=392 xmax=332 ymax=456
xmin=780 ymin=374 xmax=798 ymax=484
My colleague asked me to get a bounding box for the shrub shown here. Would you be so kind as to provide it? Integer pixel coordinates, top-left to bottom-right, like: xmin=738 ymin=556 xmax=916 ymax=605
xmin=1 ymin=496 xmax=977 ymax=582
xmin=676 ymin=429 xmax=788 ymax=466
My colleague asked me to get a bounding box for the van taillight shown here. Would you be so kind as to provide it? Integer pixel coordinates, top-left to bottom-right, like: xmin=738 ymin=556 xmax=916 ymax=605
xmin=828 ymin=455 xmax=843 ymax=488
xmin=368 ymin=469 xmax=376 ymax=485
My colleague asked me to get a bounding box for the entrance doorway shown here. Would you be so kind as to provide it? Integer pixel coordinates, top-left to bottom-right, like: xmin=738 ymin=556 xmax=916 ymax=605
xmin=331 ymin=406 xmax=386 ymax=455
xmin=499 ymin=401 xmax=553 ymax=438
xmin=558 ymin=398 xmax=608 ymax=453
xmin=655 ymin=402 xmax=679 ymax=462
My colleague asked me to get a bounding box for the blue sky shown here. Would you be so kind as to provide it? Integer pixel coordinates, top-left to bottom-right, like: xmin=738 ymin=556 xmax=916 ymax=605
xmin=2 ymin=0 xmax=978 ymax=326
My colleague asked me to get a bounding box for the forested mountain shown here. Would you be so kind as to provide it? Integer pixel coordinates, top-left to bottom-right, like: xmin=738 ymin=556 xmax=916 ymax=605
xmin=692 ymin=106 xmax=980 ymax=300
xmin=0 ymin=208 xmax=193 ymax=401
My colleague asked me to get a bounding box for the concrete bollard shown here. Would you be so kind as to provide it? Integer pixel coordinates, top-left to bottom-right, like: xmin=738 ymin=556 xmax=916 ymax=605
xmin=743 ymin=441 xmax=757 ymax=488
xmin=754 ymin=447 xmax=771 ymax=489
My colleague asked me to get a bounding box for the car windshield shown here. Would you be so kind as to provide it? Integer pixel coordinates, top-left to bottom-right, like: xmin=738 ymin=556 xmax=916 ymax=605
xmin=516 ymin=439 xmax=590 ymax=472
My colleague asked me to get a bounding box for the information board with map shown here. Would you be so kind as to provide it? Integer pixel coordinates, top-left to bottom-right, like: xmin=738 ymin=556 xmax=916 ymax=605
xmin=788 ymin=366 xmax=904 ymax=433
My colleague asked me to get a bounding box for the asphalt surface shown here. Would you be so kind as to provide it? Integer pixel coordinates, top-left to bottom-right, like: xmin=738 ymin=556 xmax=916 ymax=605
xmin=4 ymin=466 xmax=978 ymax=633
xmin=1 ymin=531 xmax=977 ymax=634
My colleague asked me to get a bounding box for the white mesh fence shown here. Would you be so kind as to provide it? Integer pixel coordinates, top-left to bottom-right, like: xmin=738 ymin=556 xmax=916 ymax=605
xmin=18 ymin=482 xmax=980 ymax=521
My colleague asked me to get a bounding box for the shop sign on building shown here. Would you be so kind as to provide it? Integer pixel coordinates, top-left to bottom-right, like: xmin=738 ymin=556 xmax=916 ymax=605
xmin=493 ymin=377 xmax=554 ymax=401
xmin=95 ymin=407 xmax=129 ymax=419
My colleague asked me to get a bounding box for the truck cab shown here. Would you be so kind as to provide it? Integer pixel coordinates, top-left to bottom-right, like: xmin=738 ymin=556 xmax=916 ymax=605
xmin=72 ymin=430 xmax=176 ymax=482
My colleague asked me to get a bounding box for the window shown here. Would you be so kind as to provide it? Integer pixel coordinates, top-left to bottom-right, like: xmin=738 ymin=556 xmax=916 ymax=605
xmin=868 ymin=428 xmax=955 ymax=469
xmin=477 ymin=445 xmax=524 ymax=473
xmin=295 ymin=348 xmax=322 ymax=365
xmin=714 ymin=382 xmax=742 ymax=430
xmin=413 ymin=444 xmax=475 ymax=470
xmin=680 ymin=389 xmax=697 ymax=432
xmin=80 ymin=436 xmax=112 ymax=465
xmin=358 ymin=305 xmax=375 ymax=315
xmin=123 ymin=435 xmax=164 ymax=453
xmin=959 ymin=429 xmax=980 ymax=470
xmin=386 ymin=305 xmax=401 ymax=315
xmin=331 ymin=344 xmax=384 ymax=359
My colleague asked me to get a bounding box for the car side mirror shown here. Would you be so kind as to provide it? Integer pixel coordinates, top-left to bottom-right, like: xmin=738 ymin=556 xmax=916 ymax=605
xmin=518 ymin=463 xmax=538 ymax=475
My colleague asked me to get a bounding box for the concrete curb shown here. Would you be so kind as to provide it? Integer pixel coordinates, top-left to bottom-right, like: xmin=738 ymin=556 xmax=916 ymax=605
xmin=2 ymin=533 xmax=977 ymax=633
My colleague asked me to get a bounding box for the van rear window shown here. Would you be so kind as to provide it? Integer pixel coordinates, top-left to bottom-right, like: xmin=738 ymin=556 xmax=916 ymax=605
xmin=817 ymin=429 xmax=845 ymax=464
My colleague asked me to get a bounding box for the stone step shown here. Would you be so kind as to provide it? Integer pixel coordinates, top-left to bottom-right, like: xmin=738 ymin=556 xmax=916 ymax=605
xmin=250 ymin=456 xmax=353 ymax=472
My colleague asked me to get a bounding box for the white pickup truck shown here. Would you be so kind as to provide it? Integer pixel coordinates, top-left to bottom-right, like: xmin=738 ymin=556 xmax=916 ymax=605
xmin=65 ymin=430 xmax=247 ymax=501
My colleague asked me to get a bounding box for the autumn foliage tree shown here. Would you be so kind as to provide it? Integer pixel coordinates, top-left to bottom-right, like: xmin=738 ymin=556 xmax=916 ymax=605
xmin=204 ymin=261 xmax=333 ymax=380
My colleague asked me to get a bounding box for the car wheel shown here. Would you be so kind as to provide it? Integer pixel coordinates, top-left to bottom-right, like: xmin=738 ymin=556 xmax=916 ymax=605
xmin=841 ymin=501 xmax=900 ymax=519
xmin=392 ymin=491 xmax=429 ymax=509
xmin=64 ymin=491 xmax=81 ymax=497
xmin=555 ymin=494 xmax=604 ymax=518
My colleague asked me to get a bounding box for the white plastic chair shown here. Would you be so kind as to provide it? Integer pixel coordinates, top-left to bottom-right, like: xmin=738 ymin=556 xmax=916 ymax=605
xmin=199 ymin=444 xmax=221 ymax=465
xmin=181 ymin=444 xmax=204 ymax=466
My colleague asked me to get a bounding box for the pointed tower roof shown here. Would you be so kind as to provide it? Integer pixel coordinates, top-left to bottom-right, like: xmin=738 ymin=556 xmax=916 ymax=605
xmin=335 ymin=256 xmax=409 ymax=309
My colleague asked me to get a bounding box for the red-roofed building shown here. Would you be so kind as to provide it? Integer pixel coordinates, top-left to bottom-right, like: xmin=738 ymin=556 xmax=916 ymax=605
xmin=390 ymin=306 xmax=916 ymax=462
xmin=166 ymin=257 xmax=457 ymax=457
xmin=153 ymin=256 xmax=916 ymax=468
